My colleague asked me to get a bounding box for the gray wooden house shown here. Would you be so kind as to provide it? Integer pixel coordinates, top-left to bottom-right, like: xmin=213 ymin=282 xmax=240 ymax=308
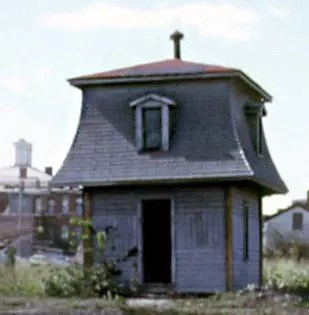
xmin=53 ymin=32 xmax=287 ymax=293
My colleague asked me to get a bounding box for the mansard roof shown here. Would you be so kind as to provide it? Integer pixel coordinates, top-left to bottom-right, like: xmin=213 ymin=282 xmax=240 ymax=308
xmin=53 ymin=70 xmax=287 ymax=195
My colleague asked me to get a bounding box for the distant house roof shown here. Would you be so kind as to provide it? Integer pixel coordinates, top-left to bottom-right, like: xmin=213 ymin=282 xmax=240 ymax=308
xmin=69 ymin=59 xmax=272 ymax=101
xmin=264 ymin=203 xmax=309 ymax=221
xmin=0 ymin=166 xmax=51 ymax=189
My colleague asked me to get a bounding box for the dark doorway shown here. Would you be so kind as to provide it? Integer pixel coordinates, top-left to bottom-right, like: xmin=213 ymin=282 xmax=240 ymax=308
xmin=142 ymin=199 xmax=171 ymax=284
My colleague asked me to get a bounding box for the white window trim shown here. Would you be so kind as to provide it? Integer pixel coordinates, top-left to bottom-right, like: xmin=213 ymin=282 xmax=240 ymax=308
xmin=130 ymin=94 xmax=176 ymax=152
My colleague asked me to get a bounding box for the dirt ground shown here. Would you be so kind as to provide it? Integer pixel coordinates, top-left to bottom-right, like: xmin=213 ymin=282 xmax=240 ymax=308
xmin=0 ymin=291 xmax=308 ymax=315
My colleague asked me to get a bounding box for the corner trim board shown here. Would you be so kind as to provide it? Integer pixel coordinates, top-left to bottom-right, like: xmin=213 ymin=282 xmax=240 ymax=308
xmin=258 ymin=195 xmax=263 ymax=288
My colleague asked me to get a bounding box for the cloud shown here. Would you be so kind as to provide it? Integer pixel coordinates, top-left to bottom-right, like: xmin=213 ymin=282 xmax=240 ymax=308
xmin=42 ymin=2 xmax=259 ymax=42
xmin=267 ymin=5 xmax=290 ymax=19
xmin=0 ymin=76 xmax=28 ymax=94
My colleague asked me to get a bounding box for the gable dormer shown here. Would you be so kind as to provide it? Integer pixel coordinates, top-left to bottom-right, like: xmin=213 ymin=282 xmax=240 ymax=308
xmin=129 ymin=94 xmax=176 ymax=152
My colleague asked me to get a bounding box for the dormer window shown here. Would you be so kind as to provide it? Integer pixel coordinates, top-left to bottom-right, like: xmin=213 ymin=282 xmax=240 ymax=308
xmin=244 ymin=101 xmax=266 ymax=155
xmin=130 ymin=94 xmax=176 ymax=152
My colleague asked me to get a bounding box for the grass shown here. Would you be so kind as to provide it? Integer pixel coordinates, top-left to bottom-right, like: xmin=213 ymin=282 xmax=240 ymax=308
xmin=0 ymin=265 xmax=48 ymax=297
xmin=263 ymin=258 xmax=309 ymax=294
xmin=0 ymin=259 xmax=307 ymax=314
xmin=0 ymin=292 xmax=306 ymax=315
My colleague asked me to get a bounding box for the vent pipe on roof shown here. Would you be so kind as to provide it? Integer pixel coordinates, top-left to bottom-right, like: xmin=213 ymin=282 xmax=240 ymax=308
xmin=45 ymin=167 xmax=53 ymax=176
xmin=170 ymin=30 xmax=184 ymax=60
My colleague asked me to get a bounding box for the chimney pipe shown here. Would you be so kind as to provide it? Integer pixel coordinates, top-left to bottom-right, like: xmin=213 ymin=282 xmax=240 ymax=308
xmin=170 ymin=30 xmax=184 ymax=59
xmin=45 ymin=166 xmax=53 ymax=176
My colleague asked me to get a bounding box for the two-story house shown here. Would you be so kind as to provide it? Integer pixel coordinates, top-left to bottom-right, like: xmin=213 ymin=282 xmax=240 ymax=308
xmin=53 ymin=32 xmax=287 ymax=292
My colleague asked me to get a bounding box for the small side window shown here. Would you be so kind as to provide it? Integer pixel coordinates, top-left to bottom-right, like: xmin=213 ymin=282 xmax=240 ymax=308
xmin=243 ymin=201 xmax=249 ymax=261
xmin=292 ymin=213 xmax=303 ymax=230
xmin=244 ymin=101 xmax=265 ymax=155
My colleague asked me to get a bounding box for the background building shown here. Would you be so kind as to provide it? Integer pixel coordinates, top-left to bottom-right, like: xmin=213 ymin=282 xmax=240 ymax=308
xmin=0 ymin=139 xmax=82 ymax=256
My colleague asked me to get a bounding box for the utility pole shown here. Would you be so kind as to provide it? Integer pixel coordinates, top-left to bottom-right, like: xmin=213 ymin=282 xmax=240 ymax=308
xmin=18 ymin=179 xmax=25 ymax=236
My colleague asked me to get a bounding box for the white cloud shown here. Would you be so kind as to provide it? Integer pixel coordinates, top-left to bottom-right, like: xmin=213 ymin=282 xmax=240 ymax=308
xmin=267 ymin=5 xmax=290 ymax=19
xmin=42 ymin=2 xmax=259 ymax=42
xmin=0 ymin=76 xmax=28 ymax=94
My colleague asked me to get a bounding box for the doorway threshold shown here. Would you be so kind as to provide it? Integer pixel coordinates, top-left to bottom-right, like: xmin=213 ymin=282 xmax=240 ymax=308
xmin=142 ymin=283 xmax=175 ymax=294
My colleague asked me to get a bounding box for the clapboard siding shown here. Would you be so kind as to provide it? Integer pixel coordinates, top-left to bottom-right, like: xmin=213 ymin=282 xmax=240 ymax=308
xmin=175 ymin=188 xmax=226 ymax=292
xmin=92 ymin=191 xmax=139 ymax=285
xmin=232 ymin=187 xmax=260 ymax=289
xmin=91 ymin=187 xmax=226 ymax=292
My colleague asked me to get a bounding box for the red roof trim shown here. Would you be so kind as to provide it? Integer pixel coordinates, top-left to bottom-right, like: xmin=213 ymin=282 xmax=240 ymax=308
xmin=68 ymin=59 xmax=272 ymax=102
xmin=70 ymin=59 xmax=235 ymax=80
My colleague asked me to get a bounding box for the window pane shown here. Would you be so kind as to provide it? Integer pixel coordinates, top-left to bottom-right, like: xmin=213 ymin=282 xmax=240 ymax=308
xmin=75 ymin=197 xmax=83 ymax=217
xmin=143 ymin=109 xmax=161 ymax=149
xmin=61 ymin=225 xmax=69 ymax=239
xmin=243 ymin=201 xmax=249 ymax=261
xmin=48 ymin=199 xmax=55 ymax=215
xmin=62 ymin=196 xmax=69 ymax=214
xmin=35 ymin=197 xmax=43 ymax=214
xmin=292 ymin=213 xmax=303 ymax=230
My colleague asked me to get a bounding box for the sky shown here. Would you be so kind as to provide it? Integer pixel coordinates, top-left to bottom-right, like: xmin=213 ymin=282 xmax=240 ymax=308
xmin=0 ymin=0 xmax=308 ymax=214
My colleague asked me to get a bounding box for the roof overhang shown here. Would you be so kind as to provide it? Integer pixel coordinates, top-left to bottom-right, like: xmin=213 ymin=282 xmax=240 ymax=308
xmin=68 ymin=70 xmax=272 ymax=103
xmin=52 ymin=173 xmax=286 ymax=196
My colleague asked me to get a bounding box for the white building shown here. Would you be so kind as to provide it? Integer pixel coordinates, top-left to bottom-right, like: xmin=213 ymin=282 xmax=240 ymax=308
xmin=264 ymin=203 xmax=309 ymax=251
xmin=0 ymin=139 xmax=52 ymax=190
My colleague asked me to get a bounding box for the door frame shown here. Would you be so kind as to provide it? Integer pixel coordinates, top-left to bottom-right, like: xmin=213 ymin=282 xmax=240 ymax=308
xmin=137 ymin=196 xmax=176 ymax=285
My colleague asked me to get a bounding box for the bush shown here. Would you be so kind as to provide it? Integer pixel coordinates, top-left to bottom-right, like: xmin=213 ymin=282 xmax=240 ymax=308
xmin=44 ymin=262 xmax=123 ymax=298
xmin=43 ymin=218 xmax=139 ymax=298
xmin=264 ymin=229 xmax=309 ymax=260
xmin=264 ymin=259 xmax=309 ymax=294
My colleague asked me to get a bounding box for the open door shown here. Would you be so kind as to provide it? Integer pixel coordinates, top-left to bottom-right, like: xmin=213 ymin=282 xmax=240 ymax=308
xmin=142 ymin=199 xmax=171 ymax=284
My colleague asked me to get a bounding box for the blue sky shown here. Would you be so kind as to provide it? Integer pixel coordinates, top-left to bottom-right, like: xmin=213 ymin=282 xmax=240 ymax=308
xmin=0 ymin=0 xmax=308 ymax=213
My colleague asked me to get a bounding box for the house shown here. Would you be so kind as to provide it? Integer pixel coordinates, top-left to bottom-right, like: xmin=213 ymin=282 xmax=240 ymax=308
xmin=0 ymin=139 xmax=82 ymax=254
xmin=264 ymin=201 xmax=309 ymax=251
xmin=53 ymin=31 xmax=287 ymax=292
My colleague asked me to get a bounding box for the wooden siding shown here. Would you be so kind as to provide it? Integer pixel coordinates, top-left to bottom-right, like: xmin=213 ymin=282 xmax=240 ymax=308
xmin=232 ymin=187 xmax=260 ymax=289
xmin=91 ymin=187 xmax=226 ymax=292
xmin=92 ymin=191 xmax=139 ymax=285
xmin=174 ymin=188 xmax=226 ymax=292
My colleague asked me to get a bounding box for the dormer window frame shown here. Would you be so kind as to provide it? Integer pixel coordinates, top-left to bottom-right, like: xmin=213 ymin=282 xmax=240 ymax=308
xmin=244 ymin=101 xmax=266 ymax=156
xmin=130 ymin=94 xmax=176 ymax=152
